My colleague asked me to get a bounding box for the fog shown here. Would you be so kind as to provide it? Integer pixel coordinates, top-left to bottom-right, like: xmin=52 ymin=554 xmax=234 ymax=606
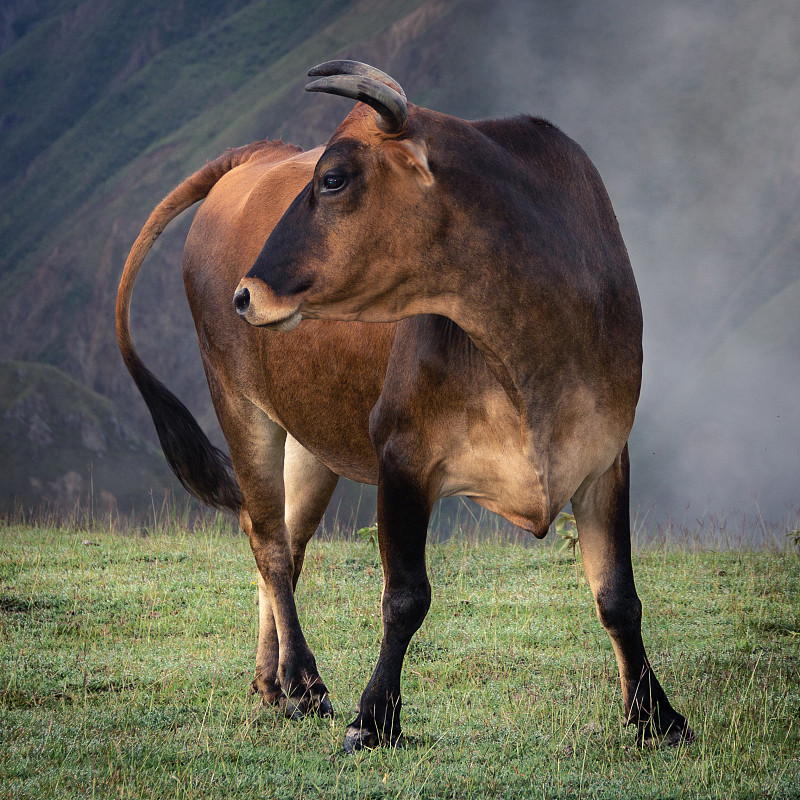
xmin=439 ymin=0 xmax=799 ymax=525
xmin=246 ymin=0 xmax=800 ymax=530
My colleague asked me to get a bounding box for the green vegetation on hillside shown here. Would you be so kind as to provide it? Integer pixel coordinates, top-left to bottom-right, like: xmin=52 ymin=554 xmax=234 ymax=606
xmin=1 ymin=523 xmax=798 ymax=798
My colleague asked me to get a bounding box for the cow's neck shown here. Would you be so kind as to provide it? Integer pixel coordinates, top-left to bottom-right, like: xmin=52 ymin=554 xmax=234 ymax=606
xmin=423 ymin=281 xmax=542 ymax=426
xmin=463 ymin=317 xmax=524 ymax=416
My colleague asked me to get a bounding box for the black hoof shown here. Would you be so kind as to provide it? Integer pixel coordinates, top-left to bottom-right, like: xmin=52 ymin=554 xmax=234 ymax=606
xmin=343 ymin=725 xmax=379 ymax=753
xmin=318 ymin=693 xmax=334 ymax=718
xmin=281 ymin=695 xmax=307 ymax=720
xmin=342 ymin=724 xmax=403 ymax=754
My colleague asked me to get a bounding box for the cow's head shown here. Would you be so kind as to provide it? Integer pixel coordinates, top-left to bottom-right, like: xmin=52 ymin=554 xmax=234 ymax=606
xmin=234 ymin=61 xmax=460 ymax=331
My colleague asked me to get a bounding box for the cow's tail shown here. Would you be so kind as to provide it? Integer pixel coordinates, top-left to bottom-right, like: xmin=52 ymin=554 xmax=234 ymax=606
xmin=116 ymin=140 xmax=280 ymax=513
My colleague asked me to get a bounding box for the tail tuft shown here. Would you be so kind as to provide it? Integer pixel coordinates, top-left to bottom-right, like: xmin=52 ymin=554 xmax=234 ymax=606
xmin=131 ymin=360 xmax=242 ymax=512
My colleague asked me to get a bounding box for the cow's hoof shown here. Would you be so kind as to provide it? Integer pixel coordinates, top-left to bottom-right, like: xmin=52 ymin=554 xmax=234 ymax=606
xmin=342 ymin=724 xmax=402 ymax=754
xmin=281 ymin=692 xmax=333 ymax=720
xmin=637 ymin=715 xmax=695 ymax=748
xmin=343 ymin=725 xmax=379 ymax=753
xmin=250 ymin=676 xmax=283 ymax=707
xmin=317 ymin=693 xmax=334 ymax=718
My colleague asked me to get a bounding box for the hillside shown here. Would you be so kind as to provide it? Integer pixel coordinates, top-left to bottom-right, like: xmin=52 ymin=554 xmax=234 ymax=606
xmin=0 ymin=0 xmax=798 ymax=520
xmin=0 ymin=359 xmax=179 ymax=515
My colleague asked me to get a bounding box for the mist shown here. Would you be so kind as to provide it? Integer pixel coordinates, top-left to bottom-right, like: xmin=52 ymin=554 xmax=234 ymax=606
xmin=436 ymin=0 xmax=799 ymax=524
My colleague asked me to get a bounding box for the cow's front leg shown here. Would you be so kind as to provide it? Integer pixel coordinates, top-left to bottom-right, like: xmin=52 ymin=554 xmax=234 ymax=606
xmin=572 ymin=446 xmax=693 ymax=746
xmin=343 ymin=458 xmax=432 ymax=752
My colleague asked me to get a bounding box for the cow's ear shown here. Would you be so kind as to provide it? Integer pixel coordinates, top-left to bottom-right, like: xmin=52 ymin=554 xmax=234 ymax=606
xmin=383 ymin=140 xmax=434 ymax=187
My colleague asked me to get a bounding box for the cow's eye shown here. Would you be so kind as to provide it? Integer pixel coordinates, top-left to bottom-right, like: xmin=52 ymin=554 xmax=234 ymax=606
xmin=321 ymin=171 xmax=347 ymax=193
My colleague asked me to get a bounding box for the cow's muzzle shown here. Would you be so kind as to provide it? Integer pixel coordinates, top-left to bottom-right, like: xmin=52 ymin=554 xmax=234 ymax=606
xmin=233 ymin=277 xmax=303 ymax=331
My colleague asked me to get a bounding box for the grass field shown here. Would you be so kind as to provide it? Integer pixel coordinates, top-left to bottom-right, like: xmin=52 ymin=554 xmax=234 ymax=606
xmin=0 ymin=516 xmax=798 ymax=799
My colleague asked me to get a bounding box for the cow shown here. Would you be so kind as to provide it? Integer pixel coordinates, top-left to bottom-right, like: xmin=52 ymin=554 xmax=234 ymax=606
xmin=117 ymin=60 xmax=693 ymax=753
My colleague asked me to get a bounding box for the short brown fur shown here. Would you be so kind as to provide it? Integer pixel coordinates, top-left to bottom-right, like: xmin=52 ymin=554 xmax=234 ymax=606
xmin=118 ymin=62 xmax=692 ymax=752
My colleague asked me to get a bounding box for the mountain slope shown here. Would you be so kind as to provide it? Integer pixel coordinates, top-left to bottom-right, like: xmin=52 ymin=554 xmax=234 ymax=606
xmin=0 ymin=359 xmax=179 ymax=514
xmin=0 ymin=0 xmax=797 ymax=520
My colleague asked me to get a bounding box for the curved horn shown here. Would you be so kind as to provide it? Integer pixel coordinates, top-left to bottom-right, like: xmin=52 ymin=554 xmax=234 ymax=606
xmin=308 ymin=60 xmax=407 ymax=100
xmin=305 ymin=74 xmax=408 ymax=134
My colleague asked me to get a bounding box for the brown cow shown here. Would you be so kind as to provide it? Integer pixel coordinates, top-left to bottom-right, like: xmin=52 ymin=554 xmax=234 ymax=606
xmin=118 ymin=60 xmax=692 ymax=753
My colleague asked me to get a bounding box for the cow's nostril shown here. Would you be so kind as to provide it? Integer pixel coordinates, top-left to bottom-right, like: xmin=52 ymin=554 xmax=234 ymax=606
xmin=233 ymin=287 xmax=251 ymax=316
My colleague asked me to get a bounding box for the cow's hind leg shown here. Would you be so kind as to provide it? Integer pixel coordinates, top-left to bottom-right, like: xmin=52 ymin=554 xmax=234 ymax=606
xmin=252 ymin=434 xmax=338 ymax=717
xmin=224 ymin=404 xmax=333 ymax=719
xmin=571 ymin=445 xmax=693 ymax=746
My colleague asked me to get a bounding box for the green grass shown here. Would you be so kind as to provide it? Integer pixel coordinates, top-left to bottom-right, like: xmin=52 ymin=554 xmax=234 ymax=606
xmin=0 ymin=519 xmax=798 ymax=799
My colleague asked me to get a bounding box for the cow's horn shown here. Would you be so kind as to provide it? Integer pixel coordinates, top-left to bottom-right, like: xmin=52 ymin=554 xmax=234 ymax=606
xmin=305 ymin=72 xmax=408 ymax=134
xmin=308 ymin=60 xmax=407 ymax=100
